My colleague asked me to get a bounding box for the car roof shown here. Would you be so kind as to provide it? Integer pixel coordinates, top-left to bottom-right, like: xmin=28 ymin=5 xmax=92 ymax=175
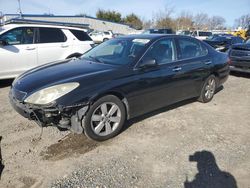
xmin=118 ymin=34 xmax=179 ymax=40
xmin=0 ymin=23 xmax=87 ymax=31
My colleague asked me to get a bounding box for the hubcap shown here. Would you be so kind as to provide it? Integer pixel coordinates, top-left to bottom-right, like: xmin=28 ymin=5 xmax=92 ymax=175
xmin=205 ymin=78 xmax=216 ymax=99
xmin=91 ymin=102 xmax=121 ymax=136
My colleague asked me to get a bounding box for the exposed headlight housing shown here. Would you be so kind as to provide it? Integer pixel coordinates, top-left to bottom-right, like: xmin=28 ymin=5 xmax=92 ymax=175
xmin=24 ymin=82 xmax=79 ymax=105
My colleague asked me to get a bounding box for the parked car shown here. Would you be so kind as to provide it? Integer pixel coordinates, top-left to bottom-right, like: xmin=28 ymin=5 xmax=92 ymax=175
xmin=204 ymin=35 xmax=244 ymax=52
xmin=9 ymin=35 xmax=229 ymax=141
xmin=142 ymin=28 xmax=174 ymax=34
xmin=113 ymin=33 xmax=125 ymax=38
xmin=191 ymin=31 xmax=212 ymax=40
xmin=89 ymin=31 xmax=113 ymax=43
xmin=0 ymin=23 xmax=94 ymax=80
xmin=177 ymin=30 xmax=191 ymax=36
xmin=229 ymin=38 xmax=250 ymax=73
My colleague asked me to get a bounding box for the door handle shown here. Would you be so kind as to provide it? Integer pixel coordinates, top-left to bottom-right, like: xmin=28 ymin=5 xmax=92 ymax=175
xmin=172 ymin=67 xmax=182 ymax=72
xmin=25 ymin=46 xmax=36 ymax=50
xmin=203 ymin=60 xmax=212 ymax=65
xmin=61 ymin=44 xmax=69 ymax=48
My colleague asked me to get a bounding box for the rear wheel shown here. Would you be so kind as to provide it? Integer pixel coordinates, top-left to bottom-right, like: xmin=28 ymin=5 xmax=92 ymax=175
xmin=198 ymin=75 xmax=217 ymax=103
xmin=103 ymin=38 xmax=109 ymax=42
xmin=83 ymin=95 xmax=126 ymax=141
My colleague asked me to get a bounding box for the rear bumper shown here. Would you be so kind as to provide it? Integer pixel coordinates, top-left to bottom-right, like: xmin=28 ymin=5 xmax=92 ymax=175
xmin=230 ymin=66 xmax=250 ymax=73
xmin=229 ymin=59 xmax=250 ymax=73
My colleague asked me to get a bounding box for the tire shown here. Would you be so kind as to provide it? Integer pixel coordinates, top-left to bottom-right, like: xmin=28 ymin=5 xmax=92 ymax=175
xmin=198 ymin=75 xmax=217 ymax=103
xmin=83 ymin=95 xmax=126 ymax=141
xmin=103 ymin=38 xmax=109 ymax=42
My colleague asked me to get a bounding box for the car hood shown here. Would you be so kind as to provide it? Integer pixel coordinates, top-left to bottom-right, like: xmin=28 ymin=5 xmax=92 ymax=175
xmin=13 ymin=58 xmax=117 ymax=93
xmin=231 ymin=43 xmax=250 ymax=51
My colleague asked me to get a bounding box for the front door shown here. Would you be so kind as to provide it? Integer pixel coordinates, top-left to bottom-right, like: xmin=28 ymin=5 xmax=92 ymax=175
xmin=127 ymin=37 xmax=183 ymax=117
xmin=0 ymin=27 xmax=37 ymax=79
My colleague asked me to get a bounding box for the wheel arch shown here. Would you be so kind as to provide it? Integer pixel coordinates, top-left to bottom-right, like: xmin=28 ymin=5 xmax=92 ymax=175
xmin=66 ymin=53 xmax=82 ymax=59
xmin=90 ymin=91 xmax=130 ymax=120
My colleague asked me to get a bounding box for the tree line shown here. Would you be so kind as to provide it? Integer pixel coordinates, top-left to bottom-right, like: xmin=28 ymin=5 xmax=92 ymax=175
xmin=79 ymin=7 xmax=249 ymax=31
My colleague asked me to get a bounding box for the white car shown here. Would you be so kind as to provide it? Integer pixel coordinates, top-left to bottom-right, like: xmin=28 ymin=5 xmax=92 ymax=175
xmin=0 ymin=23 xmax=94 ymax=80
xmin=191 ymin=31 xmax=212 ymax=40
xmin=89 ymin=31 xmax=113 ymax=43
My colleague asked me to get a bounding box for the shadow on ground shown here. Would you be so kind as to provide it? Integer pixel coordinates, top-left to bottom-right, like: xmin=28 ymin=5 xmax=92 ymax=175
xmin=184 ymin=150 xmax=237 ymax=188
xmin=230 ymin=72 xmax=250 ymax=79
xmin=122 ymin=85 xmax=223 ymax=133
xmin=0 ymin=136 xmax=4 ymax=180
xmin=0 ymin=79 xmax=13 ymax=88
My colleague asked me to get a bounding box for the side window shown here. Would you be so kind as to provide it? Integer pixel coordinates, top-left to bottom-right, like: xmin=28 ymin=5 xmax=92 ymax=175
xmin=143 ymin=39 xmax=175 ymax=65
xmin=69 ymin=29 xmax=92 ymax=41
xmin=177 ymin=38 xmax=207 ymax=60
xmin=0 ymin=27 xmax=34 ymax=45
xmin=38 ymin=28 xmax=66 ymax=43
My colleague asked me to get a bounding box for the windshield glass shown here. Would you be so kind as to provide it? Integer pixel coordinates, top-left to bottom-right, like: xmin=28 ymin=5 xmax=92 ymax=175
xmin=246 ymin=39 xmax=250 ymax=44
xmin=82 ymin=38 xmax=150 ymax=65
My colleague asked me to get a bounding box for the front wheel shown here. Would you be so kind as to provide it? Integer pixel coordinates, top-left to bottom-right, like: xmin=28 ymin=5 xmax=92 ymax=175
xmin=83 ymin=95 xmax=126 ymax=141
xmin=198 ymin=75 xmax=217 ymax=103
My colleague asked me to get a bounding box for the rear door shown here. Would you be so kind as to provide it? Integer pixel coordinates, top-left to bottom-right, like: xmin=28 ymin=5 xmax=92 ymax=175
xmin=0 ymin=27 xmax=37 ymax=79
xmin=174 ymin=37 xmax=212 ymax=98
xmin=69 ymin=29 xmax=93 ymax=54
xmin=36 ymin=27 xmax=72 ymax=65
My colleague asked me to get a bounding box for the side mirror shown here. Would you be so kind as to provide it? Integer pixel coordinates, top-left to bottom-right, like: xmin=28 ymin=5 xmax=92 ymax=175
xmin=0 ymin=40 xmax=7 ymax=46
xmin=138 ymin=59 xmax=157 ymax=69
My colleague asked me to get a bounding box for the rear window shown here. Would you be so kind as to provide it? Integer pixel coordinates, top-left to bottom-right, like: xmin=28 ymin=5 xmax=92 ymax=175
xmin=178 ymin=38 xmax=208 ymax=59
xmin=70 ymin=29 xmax=92 ymax=41
xmin=199 ymin=32 xmax=212 ymax=37
xmin=38 ymin=28 xmax=66 ymax=43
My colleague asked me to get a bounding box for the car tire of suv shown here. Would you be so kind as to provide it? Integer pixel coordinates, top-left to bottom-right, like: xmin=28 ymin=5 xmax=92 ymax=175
xmin=103 ymin=38 xmax=109 ymax=42
xmin=83 ymin=95 xmax=126 ymax=141
xmin=198 ymin=75 xmax=217 ymax=103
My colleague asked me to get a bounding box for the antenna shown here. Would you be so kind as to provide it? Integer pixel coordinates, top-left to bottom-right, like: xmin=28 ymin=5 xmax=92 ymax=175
xmin=17 ymin=0 xmax=23 ymax=18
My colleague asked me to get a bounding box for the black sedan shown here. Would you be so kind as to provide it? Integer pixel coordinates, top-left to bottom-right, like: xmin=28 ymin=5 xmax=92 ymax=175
xmin=229 ymin=39 xmax=250 ymax=73
xmin=204 ymin=35 xmax=244 ymax=52
xmin=9 ymin=35 xmax=229 ymax=141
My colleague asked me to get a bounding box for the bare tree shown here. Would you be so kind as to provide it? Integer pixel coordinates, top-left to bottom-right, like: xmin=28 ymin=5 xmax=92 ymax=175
xmin=234 ymin=14 xmax=250 ymax=29
xmin=143 ymin=19 xmax=153 ymax=29
xmin=193 ymin=13 xmax=209 ymax=30
xmin=153 ymin=5 xmax=175 ymax=29
xmin=208 ymin=16 xmax=226 ymax=30
xmin=175 ymin=11 xmax=194 ymax=30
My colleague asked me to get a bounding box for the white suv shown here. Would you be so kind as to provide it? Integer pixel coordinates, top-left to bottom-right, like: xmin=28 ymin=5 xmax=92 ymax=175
xmin=0 ymin=23 xmax=94 ymax=79
xmin=89 ymin=31 xmax=113 ymax=43
xmin=191 ymin=30 xmax=213 ymax=40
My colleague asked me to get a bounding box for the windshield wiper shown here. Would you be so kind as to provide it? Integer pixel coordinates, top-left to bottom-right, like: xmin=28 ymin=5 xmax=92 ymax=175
xmin=89 ymin=56 xmax=104 ymax=64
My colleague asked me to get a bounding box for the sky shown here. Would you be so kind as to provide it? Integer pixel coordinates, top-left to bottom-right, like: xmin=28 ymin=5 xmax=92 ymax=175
xmin=0 ymin=0 xmax=249 ymax=27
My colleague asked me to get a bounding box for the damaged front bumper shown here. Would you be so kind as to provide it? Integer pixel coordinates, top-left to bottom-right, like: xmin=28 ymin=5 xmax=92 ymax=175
xmin=9 ymin=90 xmax=89 ymax=134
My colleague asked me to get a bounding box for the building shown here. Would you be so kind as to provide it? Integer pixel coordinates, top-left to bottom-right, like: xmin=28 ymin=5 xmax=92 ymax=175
xmin=0 ymin=14 xmax=137 ymax=34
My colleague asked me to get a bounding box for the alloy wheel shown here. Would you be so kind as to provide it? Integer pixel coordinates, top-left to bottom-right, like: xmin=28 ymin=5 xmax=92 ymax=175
xmin=90 ymin=102 xmax=121 ymax=136
xmin=204 ymin=78 xmax=216 ymax=100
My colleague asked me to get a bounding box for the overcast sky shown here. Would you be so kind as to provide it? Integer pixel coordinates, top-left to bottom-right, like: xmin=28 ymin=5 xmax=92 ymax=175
xmin=0 ymin=0 xmax=249 ymax=26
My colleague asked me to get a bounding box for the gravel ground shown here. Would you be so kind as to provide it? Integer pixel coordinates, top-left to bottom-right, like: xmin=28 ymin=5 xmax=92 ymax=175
xmin=0 ymin=74 xmax=249 ymax=188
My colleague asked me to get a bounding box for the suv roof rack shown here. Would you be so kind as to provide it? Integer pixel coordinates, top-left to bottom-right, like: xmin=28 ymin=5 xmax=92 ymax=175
xmin=3 ymin=18 xmax=90 ymax=29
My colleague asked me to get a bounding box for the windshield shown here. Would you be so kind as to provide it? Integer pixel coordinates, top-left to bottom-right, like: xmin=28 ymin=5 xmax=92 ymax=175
xmin=82 ymin=38 xmax=150 ymax=65
xmin=246 ymin=39 xmax=250 ymax=44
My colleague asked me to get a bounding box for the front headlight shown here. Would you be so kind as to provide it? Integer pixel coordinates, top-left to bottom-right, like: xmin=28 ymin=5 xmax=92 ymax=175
xmin=24 ymin=82 xmax=79 ymax=105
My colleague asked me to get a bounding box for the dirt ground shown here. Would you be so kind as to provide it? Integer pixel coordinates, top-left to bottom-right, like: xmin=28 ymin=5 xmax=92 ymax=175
xmin=0 ymin=74 xmax=249 ymax=188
